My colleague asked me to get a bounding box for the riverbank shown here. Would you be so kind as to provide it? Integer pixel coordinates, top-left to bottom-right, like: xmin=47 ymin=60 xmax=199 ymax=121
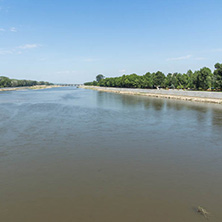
xmin=80 ymin=86 xmax=222 ymax=104
xmin=0 ymin=85 xmax=63 ymax=92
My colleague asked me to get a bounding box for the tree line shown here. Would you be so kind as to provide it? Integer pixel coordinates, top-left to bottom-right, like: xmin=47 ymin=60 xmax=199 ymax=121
xmin=0 ymin=76 xmax=53 ymax=88
xmin=85 ymin=63 xmax=222 ymax=90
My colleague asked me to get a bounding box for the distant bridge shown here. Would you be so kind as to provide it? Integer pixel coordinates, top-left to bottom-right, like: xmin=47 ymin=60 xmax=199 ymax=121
xmin=56 ymin=84 xmax=83 ymax=87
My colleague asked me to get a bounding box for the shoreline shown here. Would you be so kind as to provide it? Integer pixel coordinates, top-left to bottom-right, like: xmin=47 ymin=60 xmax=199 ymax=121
xmin=80 ymin=86 xmax=222 ymax=104
xmin=0 ymin=85 xmax=64 ymax=92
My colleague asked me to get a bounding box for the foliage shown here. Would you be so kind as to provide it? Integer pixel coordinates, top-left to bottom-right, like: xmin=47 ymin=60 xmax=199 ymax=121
xmin=0 ymin=76 xmax=53 ymax=88
xmin=96 ymin=74 xmax=105 ymax=82
xmin=214 ymin=63 xmax=222 ymax=89
xmin=84 ymin=81 xmax=98 ymax=86
xmin=152 ymin=71 xmax=165 ymax=88
xmin=198 ymin=67 xmax=212 ymax=90
xmin=84 ymin=63 xmax=222 ymax=90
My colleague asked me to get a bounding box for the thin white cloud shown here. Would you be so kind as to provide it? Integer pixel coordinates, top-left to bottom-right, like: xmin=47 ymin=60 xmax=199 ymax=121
xmin=0 ymin=49 xmax=13 ymax=55
xmin=119 ymin=69 xmax=126 ymax=73
xmin=0 ymin=49 xmax=26 ymax=55
xmin=10 ymin=27 xmax=17 ymax=32
xmin=0 ymin=43 xmax=41 ymax=56
xmin=18 ymin=44 xmax=39 ymax=49
xmin=0 ymin=3 xmax=9 ymax=13
xmin=0 ymin=28 xmax=5 ymax=31
xmin=167 ymin=55 xmax=192 ymax=61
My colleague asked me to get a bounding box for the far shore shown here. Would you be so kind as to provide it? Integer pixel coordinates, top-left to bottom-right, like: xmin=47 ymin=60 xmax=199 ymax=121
xmin=0 ymin=85 xmax=64 ymax=92
xmin=80 ymin=86 xmax=222 ymax=104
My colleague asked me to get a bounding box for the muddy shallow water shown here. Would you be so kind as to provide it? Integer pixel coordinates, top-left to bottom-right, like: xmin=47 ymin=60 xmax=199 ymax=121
xmin=1 ymin=87 xmax=222 ymax=222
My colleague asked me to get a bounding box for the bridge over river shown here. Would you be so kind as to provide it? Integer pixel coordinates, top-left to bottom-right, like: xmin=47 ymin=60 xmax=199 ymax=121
xmin=56 ymin=84 xmax=83 ymax=87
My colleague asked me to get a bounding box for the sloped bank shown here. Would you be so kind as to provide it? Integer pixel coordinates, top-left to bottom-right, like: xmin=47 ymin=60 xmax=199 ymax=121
xmin=0 ymin=85 xmax=63 ymax=92
xmin=80 ymin=86 xmax=222 ymax=104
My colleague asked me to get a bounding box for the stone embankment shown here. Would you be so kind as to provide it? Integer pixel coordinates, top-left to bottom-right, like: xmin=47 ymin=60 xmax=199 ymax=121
xmin=80 ymin=86 xmax=222 ymax=104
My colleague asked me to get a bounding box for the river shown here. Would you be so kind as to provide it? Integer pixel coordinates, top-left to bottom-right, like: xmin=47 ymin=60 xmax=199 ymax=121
xmin=1 ymin=87 xmax=222 ymax=222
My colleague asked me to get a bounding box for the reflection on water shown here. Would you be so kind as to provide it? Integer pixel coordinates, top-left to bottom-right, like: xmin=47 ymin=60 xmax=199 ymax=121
xmin=212 ymin=108 xmax=222 ymax=127
xmin=96 ymin=91 xmax=222 ymax=129
xmin=0 ymin=87 xmax=222 ymax=222
xmin=96 ymin=91 xmax=166 ymax=111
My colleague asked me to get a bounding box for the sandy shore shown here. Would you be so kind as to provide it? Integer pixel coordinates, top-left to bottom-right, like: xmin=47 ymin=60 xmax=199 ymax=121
xmin=80 ymin=86 xmax=222 ymax=104
xmin=0 ymin=85 xmax=63 ymax=92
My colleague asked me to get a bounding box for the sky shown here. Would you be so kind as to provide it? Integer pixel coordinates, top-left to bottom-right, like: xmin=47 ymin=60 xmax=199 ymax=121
xmin=0 ymin=0 xmax=222 ymax=83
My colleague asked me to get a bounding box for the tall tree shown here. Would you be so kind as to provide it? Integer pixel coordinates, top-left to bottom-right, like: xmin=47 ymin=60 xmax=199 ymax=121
xmin=214 ymin=63 xmax=222 ymax=89
xmin=152 ymin=71 xmax=165 ymax=88
xmin=198 ymin=67 xmax=212 ymax=90
xmin=96 ymin=74 xmax=105 ymax=82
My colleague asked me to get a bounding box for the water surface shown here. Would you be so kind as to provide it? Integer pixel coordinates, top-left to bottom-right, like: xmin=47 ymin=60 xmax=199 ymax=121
xmin=1 ymin=87 xmax=222 ymax=222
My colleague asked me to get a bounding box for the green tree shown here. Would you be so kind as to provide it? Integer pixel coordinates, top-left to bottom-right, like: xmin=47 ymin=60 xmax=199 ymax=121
xmin=0 ymin=76 xmax=12 ymax=87
xmin=152 ymin=71 xmax=166 ymax=88
xmin=198 ymin=67 xmax=212 ymax=90
xmin=165 ymin=73 xmax=173 ymax=88
xmin=96 ymin=74 xmax=105 ymax=82
xmin=84 ymin=64 xmax=222 ymax=91
xmin=214 ymin=63 xmax=222 ymax=89
xmin=193 ymin=71 xmax=200 ymax=89
xmin=186 ymin=70 xmax=195 ymax=89
xmin=143 ymin=72 xmax=153 ymax=88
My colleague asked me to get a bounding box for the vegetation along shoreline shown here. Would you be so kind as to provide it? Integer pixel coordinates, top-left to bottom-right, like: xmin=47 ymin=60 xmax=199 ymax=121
xmin=0 ymin=76 xmax=62 ymax=91
xmin=83 ymin=62 xmax=222 ymax=104
xmin=85 ymin=63 xmax=222 ymax=91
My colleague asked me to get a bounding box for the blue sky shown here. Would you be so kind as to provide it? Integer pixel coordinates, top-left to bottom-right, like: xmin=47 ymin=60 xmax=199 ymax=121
xmin=0 ymin=0 xmax=222 ymax=83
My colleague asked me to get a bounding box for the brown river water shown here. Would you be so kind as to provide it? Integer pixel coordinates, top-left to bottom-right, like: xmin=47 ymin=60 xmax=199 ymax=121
xmin=0 ymin=87 xmax=222 ymax=222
